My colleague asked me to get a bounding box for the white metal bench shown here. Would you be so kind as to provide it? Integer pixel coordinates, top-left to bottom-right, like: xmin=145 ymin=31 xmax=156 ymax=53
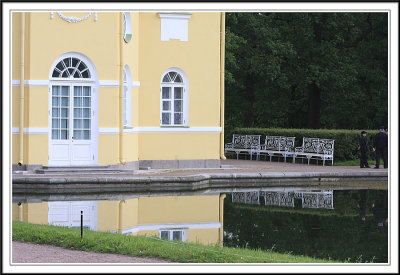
xmin=225 ymin=134 xmax=261 ymax=160
xmin=294 ymin=137 xmax=334 ymax=166
xmin=257 ymin=136 xmax=296 ymax=163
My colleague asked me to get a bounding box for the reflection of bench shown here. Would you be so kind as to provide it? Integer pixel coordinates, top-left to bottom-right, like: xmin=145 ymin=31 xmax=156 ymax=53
xmin=295 ymin=137 xmax=335 ymax=166
xmin=257 ymin=136 xmax=296 ymax=163
xmin=225 ymin=134 xmax=261 ymax=160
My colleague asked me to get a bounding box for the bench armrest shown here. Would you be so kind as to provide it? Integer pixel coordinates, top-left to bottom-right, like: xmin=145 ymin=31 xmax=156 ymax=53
xmin=225 ymin=143 xmax=233 ymax=149
xmin=251 ymin=144 xmax=261 ymax=151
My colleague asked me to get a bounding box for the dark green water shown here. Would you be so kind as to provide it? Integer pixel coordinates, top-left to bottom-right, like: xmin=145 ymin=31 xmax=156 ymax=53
xmin=223 ymin=189 xmax=388 ymax=263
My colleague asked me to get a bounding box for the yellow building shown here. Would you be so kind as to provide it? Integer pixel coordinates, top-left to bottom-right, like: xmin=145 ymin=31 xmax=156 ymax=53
xmin=12 ymin=12 xmax=225 ymax=171
xmin=12 ymin=194 xmax=226 ymax=246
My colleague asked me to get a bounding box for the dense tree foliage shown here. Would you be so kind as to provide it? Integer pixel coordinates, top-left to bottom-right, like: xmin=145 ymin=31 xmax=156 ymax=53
xmin=225 ymin=13 xmax=388 ymax=130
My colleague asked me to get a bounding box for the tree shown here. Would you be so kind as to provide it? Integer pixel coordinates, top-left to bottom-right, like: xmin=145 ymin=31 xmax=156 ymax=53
xmin=225 ymin=13 xmax=388 ymax=130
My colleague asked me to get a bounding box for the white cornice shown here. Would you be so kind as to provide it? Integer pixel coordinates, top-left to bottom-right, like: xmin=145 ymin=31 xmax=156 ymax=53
xmin=12 ymin=80 xmax=140 ymax=88
xmin=158 ymin=13 xmax=192 ymax=20
xmin=12 ymin=127 xmax=222 ymax=134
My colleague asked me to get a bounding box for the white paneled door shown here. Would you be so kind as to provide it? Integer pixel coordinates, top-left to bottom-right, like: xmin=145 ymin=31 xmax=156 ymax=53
xmin=49 ymin=84 xmax=97 ymax=166
xmin=48 ymin=201 xmax=97 ymax=230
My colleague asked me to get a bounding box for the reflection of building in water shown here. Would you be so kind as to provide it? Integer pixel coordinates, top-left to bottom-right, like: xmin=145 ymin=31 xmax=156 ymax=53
xmin=12 ymin=194 xmax=226 ymax=246
xmin=231 ymin=190 xmax=334 ymax=209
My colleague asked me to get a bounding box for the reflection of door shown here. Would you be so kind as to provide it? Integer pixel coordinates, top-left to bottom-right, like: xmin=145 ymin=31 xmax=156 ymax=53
xmin=48 ymin=201 xmax=97 ymax=230
xmin=49 ymin=84 xmax=96 ymax=166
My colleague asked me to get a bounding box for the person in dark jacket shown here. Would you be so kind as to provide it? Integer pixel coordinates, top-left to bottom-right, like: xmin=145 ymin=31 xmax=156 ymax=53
xmin=358 ymin=131 xmax=371 ymax=168
xmin=373 ymin=126 xmax=388 ymax=169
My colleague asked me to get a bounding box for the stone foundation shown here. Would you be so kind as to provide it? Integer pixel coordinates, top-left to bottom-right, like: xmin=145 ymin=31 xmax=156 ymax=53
xmin=139 ymin=159 xmax=221 ymax=169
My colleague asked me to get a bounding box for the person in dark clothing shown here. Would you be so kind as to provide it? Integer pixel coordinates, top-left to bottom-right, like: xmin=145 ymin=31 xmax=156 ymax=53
xmin=372 ymin=190 xmax=388 ymax=227
xmin=358 ymin=131 xmax=371 ymax=168
xmin=358 ymin=189 xmax=368 ymax=222
xmin=373 ymin=126 xmax=388 ymax=169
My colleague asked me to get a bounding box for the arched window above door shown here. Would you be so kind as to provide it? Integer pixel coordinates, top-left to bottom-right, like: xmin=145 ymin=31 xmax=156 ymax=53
xmin=52 ymin=57 xmax=91 ymax=79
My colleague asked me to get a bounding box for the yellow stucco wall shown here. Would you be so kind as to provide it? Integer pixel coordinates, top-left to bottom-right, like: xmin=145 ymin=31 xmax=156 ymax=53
xmin=119 ymin=199 xmax=139 ymax=230
xmin=26 ymin=135 xmax=48 ymax=165
xmin=12 ymin=12 xmax=222 ymax=167
xmin=187 ymin=228 xmax=219 ymax=245
xmin=12 ymin=202 xmax=48 ymax=224
xmin=138 ymin=12 xmax=221 ymax=127
xmin=138 ymin=133 xmax=220 ymax=160
xmin=97 ymin=200 xmax=119 ymax=232
xmin=138 ymin=195 xmax=220 ymax=224
xmin=11 ymin=194 xmax=222 ymax=245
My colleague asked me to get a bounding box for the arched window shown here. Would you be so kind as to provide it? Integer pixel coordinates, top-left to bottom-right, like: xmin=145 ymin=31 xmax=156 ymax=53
xmin=51 ymin=57 xmax=91 ymax=78
xmin=160 ymin=69 xmax=187 ymax=126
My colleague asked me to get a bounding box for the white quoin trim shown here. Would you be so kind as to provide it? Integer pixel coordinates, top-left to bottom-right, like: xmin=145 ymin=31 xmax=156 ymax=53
xmin=122 ymin=222 xmax=221 ymax=235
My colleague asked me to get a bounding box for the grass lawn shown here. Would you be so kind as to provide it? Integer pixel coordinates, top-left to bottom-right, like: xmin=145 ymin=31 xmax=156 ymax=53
xmin=13 ymin=221 xmax=346 ymax=264
xmin=333 ymin=159 xmax=384 ymax=166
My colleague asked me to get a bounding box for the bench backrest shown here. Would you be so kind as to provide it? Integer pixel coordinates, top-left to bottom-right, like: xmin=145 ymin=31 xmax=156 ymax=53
xmin=232 ymin=134 xmax=261 ymax=149
xmin=246 ymin=135 xmax=261 ymax=149
xmin=318 ymin=138 xmax=335 ymax=155
xmin=302 ymin=137 xmax=334 ymax=154
xmin=232 ymin=134 xmax=248 ymax=149
xmin=264 ymin=136 xmax=295 ymax=151
xmin=280 ymin=137 xmax=295 ymax=152
xmin=264 ymin=136 xmax=281 ymax=150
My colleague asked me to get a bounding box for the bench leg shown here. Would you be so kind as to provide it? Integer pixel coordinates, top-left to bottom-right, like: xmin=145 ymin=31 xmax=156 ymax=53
xmin=307 ymin=156 xmax=311 ymax=165
xmin=293 ymin=155 xmax=295 ymax=163
xmin=236 ymin=152 xmax=239 ymax=160
xmin=323 ymin=158 xmax=325 ymax=166
xmin=284 ymin=154 xmax=286 ymax=163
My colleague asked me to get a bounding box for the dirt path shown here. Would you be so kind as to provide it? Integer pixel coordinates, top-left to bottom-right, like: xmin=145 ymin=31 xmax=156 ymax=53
xmin=12 ymin=241 xmax=173 ymax=263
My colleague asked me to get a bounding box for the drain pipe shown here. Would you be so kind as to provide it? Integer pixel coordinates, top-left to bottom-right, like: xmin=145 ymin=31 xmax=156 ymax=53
xmin=219 ymin=12 xmax=226 ymax=161
xmin=118 ymin=200 xmax=125 ymax=233
xmin=218 ymin=194 xmax=226 ymax=246
xmin=18 ymin=12 xmax=25 ymax=167
xmin=119 ymin=12 xmax=126 ymax=165
xmin=18 ymin=202 xmax=23 ymax=222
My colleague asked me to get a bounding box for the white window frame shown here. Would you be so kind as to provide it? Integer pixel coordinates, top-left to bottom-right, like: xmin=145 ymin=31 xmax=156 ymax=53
xmin=160 ymin=68 xmax=188 ymax=127
xmin=123 ymin=65 xmax=132 ymax=128
xmin=159 ymin=228 xmax=188 ymax=242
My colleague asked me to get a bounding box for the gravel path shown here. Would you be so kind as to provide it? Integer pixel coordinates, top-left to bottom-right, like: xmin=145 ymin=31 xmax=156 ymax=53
xmin=12 ymin=241 xmax=173 ymax=263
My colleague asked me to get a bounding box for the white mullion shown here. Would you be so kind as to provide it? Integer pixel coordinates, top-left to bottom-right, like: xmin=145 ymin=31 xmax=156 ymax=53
xmin=69 ymin=85 xmax=74 ymax=140
xmin=171 ymin=86 xmax=175 ymax=126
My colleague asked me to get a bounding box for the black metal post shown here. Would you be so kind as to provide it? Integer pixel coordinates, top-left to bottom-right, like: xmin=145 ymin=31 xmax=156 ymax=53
xmin=80 ymin=210 xmax=83 ymax=239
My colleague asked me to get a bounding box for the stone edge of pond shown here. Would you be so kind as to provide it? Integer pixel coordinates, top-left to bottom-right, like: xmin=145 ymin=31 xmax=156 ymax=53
xmin=12 ymin=171 xmax=388 ymax=192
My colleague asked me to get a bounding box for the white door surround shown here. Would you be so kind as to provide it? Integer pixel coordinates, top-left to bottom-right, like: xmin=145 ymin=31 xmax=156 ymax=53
xmin=48 ymin=53 xmax=98 ymax=166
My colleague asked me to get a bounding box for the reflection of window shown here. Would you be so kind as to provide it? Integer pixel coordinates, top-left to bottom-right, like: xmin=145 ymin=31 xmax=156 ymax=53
xmin=160 ymin=70 xmax=187 ymax=126
xmin=159 ymin=229 xmax=187 ymax=242
xmin=123 ymin=12 xmax=132 ymax=43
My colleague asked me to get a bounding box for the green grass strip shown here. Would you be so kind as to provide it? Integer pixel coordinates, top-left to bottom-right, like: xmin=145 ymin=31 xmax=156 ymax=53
xmin=12 ymin=221 xmax=342 ymax=263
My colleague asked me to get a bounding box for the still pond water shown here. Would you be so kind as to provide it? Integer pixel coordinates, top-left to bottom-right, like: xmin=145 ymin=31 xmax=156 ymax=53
xmin=13 ymin=185 xmax=388 ymax=263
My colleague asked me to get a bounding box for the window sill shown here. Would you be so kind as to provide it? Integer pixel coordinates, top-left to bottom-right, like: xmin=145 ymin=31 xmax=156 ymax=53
xmin=160 ymin=125 xmax=189 ymax=128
